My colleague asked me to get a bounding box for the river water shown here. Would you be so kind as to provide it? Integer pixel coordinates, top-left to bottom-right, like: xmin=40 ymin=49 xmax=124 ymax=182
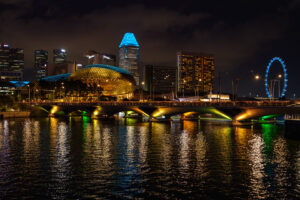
xmin=0 ymin=117 xmax=299 ymax=199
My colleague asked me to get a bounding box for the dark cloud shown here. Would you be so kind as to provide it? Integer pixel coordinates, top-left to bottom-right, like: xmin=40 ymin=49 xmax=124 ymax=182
xmin=0 ymin=0 xmax=299 ymax=97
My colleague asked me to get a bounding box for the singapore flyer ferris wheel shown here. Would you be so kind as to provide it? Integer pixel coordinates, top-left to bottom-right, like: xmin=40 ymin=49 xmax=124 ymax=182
xmin=265 ymin=57 xmax=288 ymax=98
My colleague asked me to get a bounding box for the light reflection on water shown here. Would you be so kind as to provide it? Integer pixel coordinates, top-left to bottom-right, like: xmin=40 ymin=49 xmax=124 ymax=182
xmin=0 ymin=118 xmax=299 ymax=199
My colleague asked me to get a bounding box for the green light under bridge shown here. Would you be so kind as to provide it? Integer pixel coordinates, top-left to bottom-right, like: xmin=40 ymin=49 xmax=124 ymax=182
xmin=260 ymin=114 xmax=282 ymax=121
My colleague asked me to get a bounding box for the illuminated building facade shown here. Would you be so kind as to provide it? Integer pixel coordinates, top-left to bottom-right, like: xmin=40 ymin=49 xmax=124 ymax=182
xmin=177 ymin=51 xmax=214 ymax=95
xmin=53 ymin=49 xmax=67 ymax=64
xmin=0 ymin=43 xmax=10 ymax=71
xmin=0 ymin=43 xmax=24 ymax=81
xmin=39 ymin=64 xmax=136 ymax=99
xmin=85 ymin=50 xmax=116 ymax=66
xmin=145 ymin=65 xmax=177 ymax=94
xmin=10 ymin=48 xmax=24 ymax=72
xmin=34 ymin=50 xmax=48 ymax=79
xmin=118 ymin=33 xmax=140 ymax=85
xmin=0 ymin=71 xmax=23 ymax=81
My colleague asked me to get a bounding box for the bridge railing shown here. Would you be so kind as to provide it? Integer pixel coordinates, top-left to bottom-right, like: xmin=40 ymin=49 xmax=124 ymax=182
xmin=19 ymin=100 xmax=293 ymax=107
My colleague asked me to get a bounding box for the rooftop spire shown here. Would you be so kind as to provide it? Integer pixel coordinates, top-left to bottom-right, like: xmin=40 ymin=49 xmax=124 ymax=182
xmin=119 ymin=33 xmax=139 ymax=48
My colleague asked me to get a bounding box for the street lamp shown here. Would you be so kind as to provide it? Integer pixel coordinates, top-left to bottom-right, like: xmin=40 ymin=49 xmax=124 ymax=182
xmin=35 ymin=89 xmax=39 ymax=101
xmin=27 ymin=85 xmax=30 ymax=102
xmin=182 ymin=79 xmax=186 ymax=98
xmin=140 ymin=81 xmax=145 ymax=101
xmin=196 ymin=78 xmax=202 ymax=100
xmin=254 ymin=75 xmax=260 ymax=80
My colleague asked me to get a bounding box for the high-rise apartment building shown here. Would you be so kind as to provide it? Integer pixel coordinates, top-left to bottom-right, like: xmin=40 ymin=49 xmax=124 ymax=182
xmin=177 ymin=51 xmax=214 ymax=96
xmin=34 ymin=50 xmax=48 ymax=79
xmin=118 ymin=33 xmax=140 ymax=85
xmin=145 ymin=65 xmax=177 ymax=94
xmin=53 ymin=49 xmax=67 ymax=64
xmin=0 ymin=43 xmax=24 ymax=81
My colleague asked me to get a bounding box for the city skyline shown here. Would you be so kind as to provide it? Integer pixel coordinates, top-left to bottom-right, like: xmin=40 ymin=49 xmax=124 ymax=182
xmin=0 ymin=0 xmax=299 ymax=97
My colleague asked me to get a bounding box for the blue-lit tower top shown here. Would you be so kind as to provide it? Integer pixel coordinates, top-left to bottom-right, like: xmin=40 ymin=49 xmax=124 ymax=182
xmin=118 ymin=32 xmax=140 ymax=85
xmin=119 ymin=33 xmax=139 ymax=48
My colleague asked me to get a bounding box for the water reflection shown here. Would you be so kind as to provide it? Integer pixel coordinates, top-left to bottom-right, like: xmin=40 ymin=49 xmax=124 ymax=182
xmin=248 ymin=131 xmax=267 ymax=198
xmin=0 ymin=118 xmax=298 ymax=199
xmin=0 ymin=120 xmax=11 ymax=196
xmin=296 ymin=150 xmax=300 ymax=195
xmin=49 ymin=118 xmax=72 ymax=198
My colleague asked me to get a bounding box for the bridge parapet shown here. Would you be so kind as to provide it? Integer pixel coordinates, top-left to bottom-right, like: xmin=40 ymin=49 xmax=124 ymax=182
xmin=20 ymin=100 xmax=293 ymax=108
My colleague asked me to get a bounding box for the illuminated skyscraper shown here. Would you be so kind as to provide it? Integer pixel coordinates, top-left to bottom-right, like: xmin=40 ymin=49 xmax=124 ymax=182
xmin=0 ymin=43 xmax=10 ymax=71
xmin=53 ymin=49 xmax=67 ymax=64
xmin=177 ymin=51 xmax=214 ymax=96
xmin=118 ymin=33 xmax=140 ymax=85
xmin=10 ymin=48 xmax=24 ymax=72
xmin=34 ymin=50 xmax=48 ymax=79
xmin=0 ymin=43 xmax=24 ymax=81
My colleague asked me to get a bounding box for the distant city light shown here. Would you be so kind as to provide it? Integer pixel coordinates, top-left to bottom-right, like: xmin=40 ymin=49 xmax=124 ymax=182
xmin=278 ymin=74 xmax=282 ymax=78
xmin=88 ymin=55 xmax=95 ymax=59
xmin=61 ymin=49 xmax=66 ymax=52
xmin=3 ymin=43 xmax=9 ymax=47
xmin=255 ymin=75 xmax=260 ymax=80
xmin=77 ymin=64 xmax=83 ymax=66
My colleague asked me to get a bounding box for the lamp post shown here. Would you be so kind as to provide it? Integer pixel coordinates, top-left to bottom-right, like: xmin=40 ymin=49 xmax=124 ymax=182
xmin=27 ymin=85 xmax=30 ymax=102
xmin=141 ymin=81 xmax=144 ymax=101
xmin=61 ymin=82 xmax=64 ymax=99
xmin=277 ymin=74 xmax=282 ymax=98
xmin=182 ymin=79 xmax=186 ymax=98
xmin=35 ymin=89 xmax=39 ymax=101
xmin=196 ymin=78 xmax=202 ymax=100
xmin=253 ymin=74 xmax=260 ymax=98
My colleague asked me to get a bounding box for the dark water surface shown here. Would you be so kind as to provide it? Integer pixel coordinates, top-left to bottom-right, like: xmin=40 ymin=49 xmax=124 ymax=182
xmin=0 ymin=117 xmax=299 ymax=199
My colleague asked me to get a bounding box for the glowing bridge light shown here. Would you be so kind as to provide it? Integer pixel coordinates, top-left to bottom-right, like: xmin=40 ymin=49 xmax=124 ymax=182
xmin=119 ymin=33 xmax=139 ymax=48
xmin=265 ymin=57 xmax=288 ymax=98
xmin=50 ymin=106 xmax=59 ymax=115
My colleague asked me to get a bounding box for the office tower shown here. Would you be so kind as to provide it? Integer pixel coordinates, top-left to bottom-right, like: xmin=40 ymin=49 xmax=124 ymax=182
xmin=53 ymin=49 xmax=67 ymax=64
xmin=145 ymin=65 xmax=177 ymax=94
xmin=34 ymin=50 xmax=48 ymax=79
xmin=85 ymin=50 xmax=116 ymax=66
xmin=10 ymin=48 xmax=24 ymax=72
xmin=118 ymin=32 xmax=140 ymax=85
xmin=0 ymin=43 xmax=10 ymax=71
xmin=177 ymin=51 xmax=214 ymax=96
xmin=0 ymin=43 xmax=24 ymax=81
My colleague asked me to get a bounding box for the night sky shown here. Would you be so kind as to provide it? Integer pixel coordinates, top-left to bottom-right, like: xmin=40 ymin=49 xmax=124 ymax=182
xmin=1 ymin=0 xmax=299 ymax=97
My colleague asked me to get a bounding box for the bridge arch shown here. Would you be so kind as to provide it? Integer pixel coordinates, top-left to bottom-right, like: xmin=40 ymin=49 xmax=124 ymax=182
xmin=151 ymin=107 xmax=232 ymax=120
